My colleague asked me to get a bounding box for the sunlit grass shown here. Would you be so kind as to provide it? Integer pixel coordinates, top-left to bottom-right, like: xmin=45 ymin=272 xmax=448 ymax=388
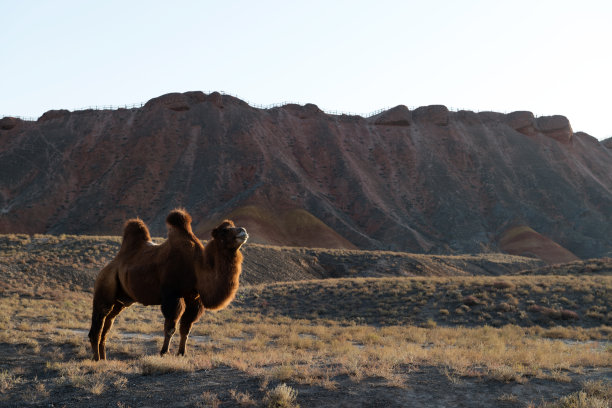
xmin=2 ymin=291 xmax=609 ymax=393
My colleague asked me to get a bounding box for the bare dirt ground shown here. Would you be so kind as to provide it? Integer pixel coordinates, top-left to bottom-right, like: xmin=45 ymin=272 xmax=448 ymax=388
xmin=1 ymin=235 xmax=610 ymax=407
xmin=2 ymin=340 xmax=608 ymax=408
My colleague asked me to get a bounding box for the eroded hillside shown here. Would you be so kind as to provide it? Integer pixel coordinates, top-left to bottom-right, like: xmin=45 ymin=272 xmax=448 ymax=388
xmin=1 ymin=92 xmax=611 ymax=258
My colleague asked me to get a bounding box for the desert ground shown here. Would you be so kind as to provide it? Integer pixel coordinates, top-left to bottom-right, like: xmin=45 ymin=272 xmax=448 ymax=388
xmin=0 ymin=234 xmax=610 ymax=407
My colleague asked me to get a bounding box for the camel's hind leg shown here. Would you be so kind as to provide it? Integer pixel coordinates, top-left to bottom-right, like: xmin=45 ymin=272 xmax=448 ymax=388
xmin=160 ymin=295 xmax=185 ymax=356
xmin=177 ymin=297 xmax=205 ymax=356
xmin=89 ymin=264 xmax=121 ymax=361
xmin=98 ymin=300 xmax=132 ymax=360
xmin=89 ymin=301 xmax=113 ymax=361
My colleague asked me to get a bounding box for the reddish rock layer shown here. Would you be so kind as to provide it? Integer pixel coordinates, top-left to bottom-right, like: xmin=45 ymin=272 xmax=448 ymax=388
xmin=499 ymin=226 xmax=579 ymax=264
xmin=1 ymin=92 xmax=611 ymax=257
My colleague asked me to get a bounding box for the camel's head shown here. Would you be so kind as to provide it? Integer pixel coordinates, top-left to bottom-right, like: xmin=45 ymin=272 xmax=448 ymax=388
xmin=212 ymin=220 xmax=248 ymax=250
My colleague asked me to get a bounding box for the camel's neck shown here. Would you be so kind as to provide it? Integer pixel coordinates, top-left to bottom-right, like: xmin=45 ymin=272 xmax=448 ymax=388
xmin=196 ymin=241 xmax=243 ymax=310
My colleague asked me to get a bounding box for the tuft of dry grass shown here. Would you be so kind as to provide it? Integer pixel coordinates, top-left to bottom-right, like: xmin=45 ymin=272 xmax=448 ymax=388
xmin=0 ymin=369 xmax=23 ymax=393
xmin=197 ymin=391 xmax=221 ymax=408
xmin=139 ymin=355 xmax=213 ymax=375
xmin=498 ymin=393 xmax=520 ymax=403
xmin=263 ymin=383 xmax=300 ymax=408
xmin=229 ymin=389 xmax=257 ymax=407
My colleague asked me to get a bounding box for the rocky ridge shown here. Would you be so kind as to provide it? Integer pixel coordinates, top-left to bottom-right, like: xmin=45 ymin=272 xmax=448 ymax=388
xmin=1 ymin=91 xmax=611 ymax=259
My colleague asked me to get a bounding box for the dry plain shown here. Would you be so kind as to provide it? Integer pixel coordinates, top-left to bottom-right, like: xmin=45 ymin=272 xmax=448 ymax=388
xmin=0 ymin=234 xmax=610 ymax=407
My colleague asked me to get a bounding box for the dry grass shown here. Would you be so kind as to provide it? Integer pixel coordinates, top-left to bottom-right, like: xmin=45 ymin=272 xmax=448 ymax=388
xmin=234 ymin=275 xmax=611 ymax=328
xmin=1 ymin=233 xmax=611 ymax=406
xmin=522 ymin=257 xmax=612 ymax=276
xmin=197 ymin=391 xmax=221 ymax=408
xmin=229 ymin=389 xmax=257 ymax=407
xmin=539 ymin=380 xmax=612 ymax=407
xmin=0 ymin=369 xmax=24 ymax=393
xmin=139 ymin=354 xmax=214 ymax=375
xmin=0 ymin=274 xmax=610 ymax=394
xmin=263 ymin=383 xmax=300 ymax=408
xmin=47 ymin=359 xmax=138 ymax=396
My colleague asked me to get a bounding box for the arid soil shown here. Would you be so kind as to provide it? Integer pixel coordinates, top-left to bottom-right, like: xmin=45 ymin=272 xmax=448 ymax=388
xmin=1 ymin=235 xmax=611 ymax=407
xmin=2 ymin=341 xmax=608 ymax=408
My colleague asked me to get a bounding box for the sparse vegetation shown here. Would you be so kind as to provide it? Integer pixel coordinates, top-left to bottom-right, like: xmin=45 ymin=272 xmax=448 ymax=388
xmin=539 ymin=380 xmax=611 ymax=407
xmin=0 ymin=234 xmax=610 ymax=406
xmin=0 ymin=369 xmax=23 ymax=393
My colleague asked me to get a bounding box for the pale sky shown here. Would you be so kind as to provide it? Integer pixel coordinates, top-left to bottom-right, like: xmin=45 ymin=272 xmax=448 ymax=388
xmin=2 ymin=0 xmax=611 ymax=140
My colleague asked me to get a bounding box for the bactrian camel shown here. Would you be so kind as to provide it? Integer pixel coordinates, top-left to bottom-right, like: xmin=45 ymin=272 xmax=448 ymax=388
xmin=88 ymin=209 xmax=248 ymax=360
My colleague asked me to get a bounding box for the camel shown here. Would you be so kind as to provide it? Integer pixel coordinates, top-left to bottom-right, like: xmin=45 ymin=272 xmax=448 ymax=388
xmin=88 ymin=209 xmax=248 ymax=360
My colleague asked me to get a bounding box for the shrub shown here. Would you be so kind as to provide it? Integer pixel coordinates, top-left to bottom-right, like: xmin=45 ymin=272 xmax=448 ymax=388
xmin=560 ymin=310 xmax=579 ymax=320
xmin=424 ymin=319 xmax=437 ymax=328
xmin=528 ymin=305 xmax=559 ymax=319
xmin=462 ymin=295 xmax=480 ymax=306
xmin=528 ymin=306 xmax=579 ymax=321
xmin=496 ymin=302 xmax=514 ymax=312
xmin=492 ymin=281 xmax=514 ymax=290
xmin=263 ymin=383 xmax=299 ymax=408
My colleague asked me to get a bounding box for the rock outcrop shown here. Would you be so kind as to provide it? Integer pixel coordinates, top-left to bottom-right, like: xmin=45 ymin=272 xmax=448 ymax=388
xmin=369 ymin=105 xmax=412 ymax=126
xmin=0 ymin=117 xmax=21 ymax=130
xmin=1 ymin=92 xmax=611 ymax=258
xmin=38 ymin=109 xmax=71 ymax=122
xmin=506 ymin=111 xmax=537 ymax=136
xmin=412 ymin=105 xmax=449 ymax=125
xmin=536 ymin=115 xmax=573 ymax=144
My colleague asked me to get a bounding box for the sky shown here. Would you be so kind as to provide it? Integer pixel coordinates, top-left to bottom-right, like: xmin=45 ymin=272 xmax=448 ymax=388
xmin=2 ymin=0 xmax=611 ymax=140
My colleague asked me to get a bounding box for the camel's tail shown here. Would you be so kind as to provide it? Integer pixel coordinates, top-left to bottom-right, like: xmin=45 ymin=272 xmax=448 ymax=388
xmin=120 ymin=218 xmax=151 ymax=254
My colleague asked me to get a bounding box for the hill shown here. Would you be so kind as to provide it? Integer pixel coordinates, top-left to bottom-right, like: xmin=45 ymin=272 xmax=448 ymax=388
xmin=499 ymin=226 xmax=580 ymax=264
xmin=0 ymin=233 xmax=543 ymax=295
xmin=1 ymin=92 xmax=611 ymax=260
xmin=1 ymin=233 xmax=609 ymax=330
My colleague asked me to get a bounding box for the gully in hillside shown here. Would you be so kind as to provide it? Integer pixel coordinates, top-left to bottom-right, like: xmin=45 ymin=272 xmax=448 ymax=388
xmin=88 ymin=209 xmax=248 ymax=360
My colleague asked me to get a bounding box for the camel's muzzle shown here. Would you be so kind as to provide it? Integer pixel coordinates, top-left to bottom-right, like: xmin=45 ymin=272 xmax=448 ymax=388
xmin=236 ymin=228 xmax=249 ymax=244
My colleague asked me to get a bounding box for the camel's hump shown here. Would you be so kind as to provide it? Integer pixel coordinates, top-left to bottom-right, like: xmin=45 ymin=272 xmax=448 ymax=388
xmin=120 ymin=218 xmax=152 ymax=252
xmin=166 ymin=208 xmax=192 ymax=232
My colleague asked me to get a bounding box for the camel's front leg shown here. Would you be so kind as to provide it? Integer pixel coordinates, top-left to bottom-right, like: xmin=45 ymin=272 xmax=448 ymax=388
xmin=178 ymin=297 xmax=205 ymax=356
xmin=160 ymin=296 xmax=185 ymax=356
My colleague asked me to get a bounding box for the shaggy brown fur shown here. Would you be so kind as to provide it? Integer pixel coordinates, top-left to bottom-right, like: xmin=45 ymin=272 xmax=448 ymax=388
xmin=88 ymin=209 xmax=248 ymax=360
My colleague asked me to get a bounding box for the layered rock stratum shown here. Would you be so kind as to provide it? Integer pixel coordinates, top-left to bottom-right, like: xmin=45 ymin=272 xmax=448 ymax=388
xmin=1 ymin=91 xmax=611 ymax=260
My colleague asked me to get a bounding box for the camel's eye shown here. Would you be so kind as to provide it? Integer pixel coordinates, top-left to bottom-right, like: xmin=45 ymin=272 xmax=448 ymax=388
xmin=212 ymin=227 xmax=230 ymax=240
xmin=212 ymin=220 xmax=235 ymax=240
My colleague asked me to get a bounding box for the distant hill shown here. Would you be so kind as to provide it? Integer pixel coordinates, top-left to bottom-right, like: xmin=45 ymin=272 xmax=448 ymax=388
xmin=499 ymin=226 xmax=580 ymax=264
xmin=195 ymin=205 xmax=357 ymax=249
xmin=0 ymin=233 xmax=544 ymax=294
xmin=1 ymin=91 xmax=611 ymax=259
